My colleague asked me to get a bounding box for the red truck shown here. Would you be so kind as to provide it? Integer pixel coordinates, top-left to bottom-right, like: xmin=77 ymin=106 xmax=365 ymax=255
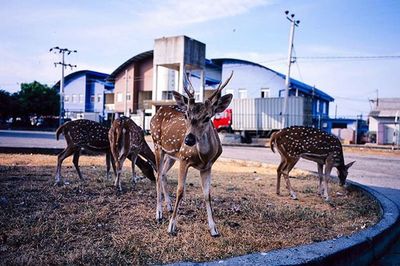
xmin=212 ymin=108 xmax=232 ymax=133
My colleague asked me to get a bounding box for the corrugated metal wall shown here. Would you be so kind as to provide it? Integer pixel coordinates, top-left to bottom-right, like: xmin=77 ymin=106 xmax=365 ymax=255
xmin=230 ymin=97 xmax=312 ymax=131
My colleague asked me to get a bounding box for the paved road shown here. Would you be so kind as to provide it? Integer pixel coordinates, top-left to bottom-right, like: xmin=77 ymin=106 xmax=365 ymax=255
xmin=0 ymin=130 xmax=65 ymax=149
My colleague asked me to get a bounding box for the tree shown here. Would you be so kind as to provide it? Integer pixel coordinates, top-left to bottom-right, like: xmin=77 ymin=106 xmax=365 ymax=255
xmin=0 ymin=89 xmax=20 ymax=120
xmin=17 ymin=81 xmax=59 ymax=117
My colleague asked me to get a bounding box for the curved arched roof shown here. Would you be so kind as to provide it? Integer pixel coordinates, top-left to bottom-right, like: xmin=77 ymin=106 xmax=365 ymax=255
xmin=53 ymin=70 xmax=110 ymax=88
xmin=211 ymin=58 xmax=334 ymax=102
xmin=107 ymin=50 xmax=153 ymax=81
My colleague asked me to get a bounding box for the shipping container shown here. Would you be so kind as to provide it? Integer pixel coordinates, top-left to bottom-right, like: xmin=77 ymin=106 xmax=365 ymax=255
xmin=227 ymin=97 xmax=313 ymax=137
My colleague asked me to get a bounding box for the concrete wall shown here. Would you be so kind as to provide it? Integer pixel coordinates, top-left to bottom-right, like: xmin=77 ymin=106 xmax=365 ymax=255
xmin=138 ymin=57 xmax=153 ymax=92
xmin=154 ymin=35 xmax=205 ymax=68
xmin=113 ymin=65 xmax=135 ymax=114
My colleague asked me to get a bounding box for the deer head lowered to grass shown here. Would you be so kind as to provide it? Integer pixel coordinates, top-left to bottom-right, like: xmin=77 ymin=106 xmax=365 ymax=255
xmin=55 ymin=119 xmax=155 ymax=186
xmin=150 ymin=72 xmax=233 ymax=237
xmin=109 ymin=116 xmax=156 ymax=191
xmin=270 ymin=126 xmax=355 ymax=201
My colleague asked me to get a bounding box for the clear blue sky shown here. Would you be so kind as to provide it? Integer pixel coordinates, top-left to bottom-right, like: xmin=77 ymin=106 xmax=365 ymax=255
xmin=1 ymin=0 xmax=399 ymax=118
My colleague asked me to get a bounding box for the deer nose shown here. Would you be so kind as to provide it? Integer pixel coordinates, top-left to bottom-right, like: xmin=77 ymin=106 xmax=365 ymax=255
xmin=184 ymin=133 xmax=196 ymax=146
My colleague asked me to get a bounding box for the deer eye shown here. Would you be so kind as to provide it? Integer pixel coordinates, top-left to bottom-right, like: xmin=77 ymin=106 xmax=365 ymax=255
xmin=203 ymin=117 xmax=210 ymax=123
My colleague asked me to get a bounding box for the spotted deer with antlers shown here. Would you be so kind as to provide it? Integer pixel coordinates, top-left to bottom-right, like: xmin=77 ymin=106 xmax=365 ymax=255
xmin=150 ymin=72 xmax=233 ymax=237
xmin=109 ymin=116 xmax=156 ymax=191
xmin=270 ymin=126 xmax=355 ymax=201
xmin=55 ymin=119 xmax=155 ymax=186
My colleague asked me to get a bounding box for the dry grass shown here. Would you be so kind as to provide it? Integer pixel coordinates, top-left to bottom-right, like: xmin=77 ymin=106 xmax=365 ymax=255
xmin=0 ymin=154 xmax=380 ymax=265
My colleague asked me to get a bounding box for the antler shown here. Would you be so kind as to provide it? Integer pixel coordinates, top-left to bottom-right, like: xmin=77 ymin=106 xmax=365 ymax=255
xmin=183 ymin=69 xmax=195 ymax=99
xmin=208 ymin=71 xmax=234 ymax=102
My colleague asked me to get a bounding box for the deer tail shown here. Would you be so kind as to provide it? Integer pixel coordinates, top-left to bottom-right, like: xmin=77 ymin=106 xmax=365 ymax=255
xmin=270 ymin=131 xmax=278 ymax=153
xmin=55 ymin=122 xmax=68 ymax=140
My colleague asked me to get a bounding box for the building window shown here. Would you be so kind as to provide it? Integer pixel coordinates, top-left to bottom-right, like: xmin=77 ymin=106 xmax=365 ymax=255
xmin=316 ymin=99 xmax=320 ymax=113
xmin=238 ymin=89 xmax=247 ymax=99
xmin=127 ymin=93 xmax=131 ymax=101
xmin=72 ymin=94 xmax=78 ymax=103
xmin=64 ymin=95 xmax=69 ymax=102
xmin=225 ymin=89 xmax=234 ymax=98
xmin=79 ymin=94 xmax=84 ymax=103
xmin=97 ymin=94 xmax=102 ymax=103
xmin=261 ymin=88 xmax=270 ymax=98
xmin=162 ymin=91 xmax=174 ymax=100
xmin=90 ymin=95 xmax=95 ymax=103
xmin=322 ymin=102 xmax=327 ymax=114
xmin=117 ymin=92 xmax=123 ymax=102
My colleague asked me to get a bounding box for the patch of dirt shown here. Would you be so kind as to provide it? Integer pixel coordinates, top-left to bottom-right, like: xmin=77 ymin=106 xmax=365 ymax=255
xmin=0 ymin=154 xmax=380 ymax=265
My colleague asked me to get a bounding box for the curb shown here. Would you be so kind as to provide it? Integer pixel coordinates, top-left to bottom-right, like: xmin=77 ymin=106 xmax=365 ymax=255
xmin=1 ymin=147 xmax=399 ymax=265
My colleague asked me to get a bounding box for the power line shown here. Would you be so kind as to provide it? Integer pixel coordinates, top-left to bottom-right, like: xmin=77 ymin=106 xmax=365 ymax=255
xmin=295 ymin=55 xmax=400 ymax=61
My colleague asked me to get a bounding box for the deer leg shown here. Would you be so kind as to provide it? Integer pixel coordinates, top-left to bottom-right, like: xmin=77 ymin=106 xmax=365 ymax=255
xmin=129 ymin=152 xmax=138 ymax=187
xmin=161 ymin=156 xmax=175 ymax=213
xmin=200 ymin=168 xmax=219 ymax=237
xmin=317 ymin=163 xmax=324 ymax=195
xmin=283 ymin=158 xmax=299 ymax=200
xmin=55 ymin=146 xmax=77 ymax=185
xmin=323 ymin=162 xmax=334 ymax=201
xmin=72 ymin=149 xmax=83 ymax=180
xmin=114 ymin=153 xmax=128 ymax=192
xmin=110 ymin=153 xmax=117 ymax=178
xmin=155 ymin=148 xmax=165 ymax=221
xmin=276 ymin=158 xmax=287 ymax=195
xmin=106 ymin=152 xmax=112 ymax=180
xmin=168 ymin=162 xmax=188 ymax=236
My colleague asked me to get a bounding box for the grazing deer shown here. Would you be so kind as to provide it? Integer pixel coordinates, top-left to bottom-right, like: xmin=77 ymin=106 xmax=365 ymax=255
xmin=150 ymin=72 xmax=233 ymax=237
xmin=109 ymin=116 xmax=156 ymax=191
xmin=55 ymin=119 xmax=155 ymax=185
xmin=270 ymin=126 xmax=355 ymax=201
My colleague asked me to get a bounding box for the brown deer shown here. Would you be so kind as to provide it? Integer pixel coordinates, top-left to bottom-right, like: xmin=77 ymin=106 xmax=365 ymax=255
xmin=55 ymin=119 xmax=155 ymax=185
xmin=109 ymin=116 xmax=156 ymax=191
xmin=270 ymin=126 xmax=355 ymax=201
xmin=150 ymin=72 xmax=233 ymax=237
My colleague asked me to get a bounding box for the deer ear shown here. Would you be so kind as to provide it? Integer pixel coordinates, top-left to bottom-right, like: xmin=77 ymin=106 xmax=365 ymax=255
xmin=172 ymin=91 xmax=188 ymax=111
xmin=213 ymin=94 xmax=233 ymax=114
xmin=346 ymin=161 xmax=355 ymax=170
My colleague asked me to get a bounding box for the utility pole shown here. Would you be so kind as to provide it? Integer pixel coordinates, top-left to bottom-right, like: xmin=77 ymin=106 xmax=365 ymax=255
xmin=282 ymin=10 xmax=300 ymax=128
xmin=50 ymin=47 xmax=77 ymax=126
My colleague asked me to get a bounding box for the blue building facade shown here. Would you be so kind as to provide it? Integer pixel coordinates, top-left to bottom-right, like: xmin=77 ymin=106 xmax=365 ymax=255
xmin=54 ymin=70 xmax=114 ymax=122
xmin=211 ymin=58 xmax=334 ymax=120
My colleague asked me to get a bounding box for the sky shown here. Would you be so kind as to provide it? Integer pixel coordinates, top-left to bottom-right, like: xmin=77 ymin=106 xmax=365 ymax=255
xmin=1 ymin=0 xmax=399 ymax=118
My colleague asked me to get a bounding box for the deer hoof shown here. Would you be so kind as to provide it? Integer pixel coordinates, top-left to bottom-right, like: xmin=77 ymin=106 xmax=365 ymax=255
xmin=156 ymin=210 xmax=163 ymax=222
xmin=210 ymin=228 xmax=220 ymax=237
xmin=168 ymin=220 xmax=177 ymax=236
xmin=167 ymin=204 xmax=173 ymax=213
xmin=290 ymin=194 xmax=298 ymax=200
xmin=54 ymin=178 xmax=63 ymax=186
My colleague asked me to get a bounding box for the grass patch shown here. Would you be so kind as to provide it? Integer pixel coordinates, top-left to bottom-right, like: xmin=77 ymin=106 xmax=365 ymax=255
xmin=0 ymin=154 xmax=380 ymax=264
